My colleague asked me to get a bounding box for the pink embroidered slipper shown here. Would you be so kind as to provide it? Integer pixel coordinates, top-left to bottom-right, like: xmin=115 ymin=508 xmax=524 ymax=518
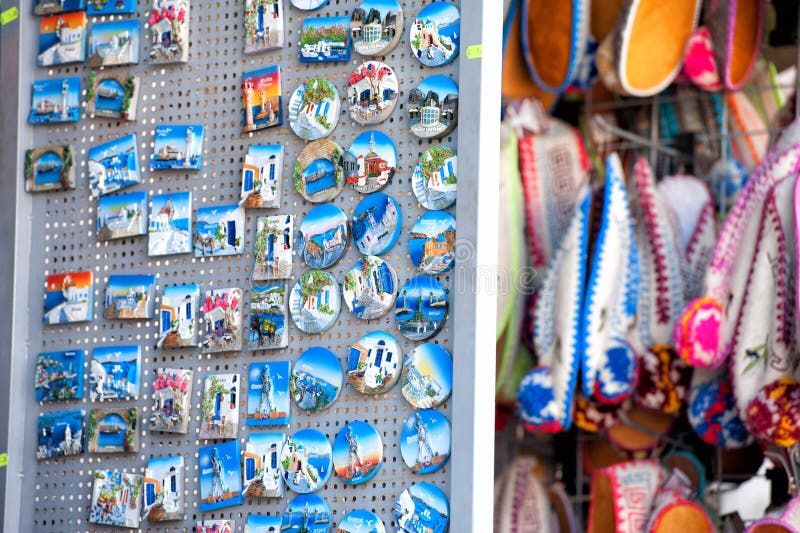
xmin=587 ymin=460 xmax=663 ymax=533
xmin=682 ymin=27 xmax=723 ymax=91
xmin=744 ymin=519 xmax=800 ymax=533
xmin=704 ymin=0 xmax=766 ymax=91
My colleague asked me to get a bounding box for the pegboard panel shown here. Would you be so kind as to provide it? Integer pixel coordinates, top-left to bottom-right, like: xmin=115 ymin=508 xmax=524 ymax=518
xmin=22 ymin=0 xmax=459 ymax=531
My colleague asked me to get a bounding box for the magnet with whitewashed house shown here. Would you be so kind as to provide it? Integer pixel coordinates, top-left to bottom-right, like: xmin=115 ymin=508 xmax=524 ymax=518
xmin=248 ymin=284 xmax=289 ymax=349
xmin=29 ymin=78 xmax=80 ymax=125
xmin=347 ymin=330 xmax=402 ymax=394
xmin=150 ymin=367 xmax=193 ymax=433
xmin=158 ymin=283 xmax=200 ymax=348
xmin=194 ymin=205 xmax=245 ymax=257
xmin=254 ymin=215 xmax=293 ymax=280
xmin=245 ymin=0 xmax=284 ymax=54
xmin=243 ymin=432 xmax=287 ymax=498
xmin=412 ymin=145 xmax=457 ymax=210
xmin=199 ymin=373 xmax=241 ymax=439
xmin=37 ymin=12 xmax=87 ymax=67
xmin=149 ymin=0 xmax=190 ymax=64
xmin=103 ymin=274 xmax=156 ymax=319
xmin=408 ymin=75 xmax=459 ymax=139
xmin=332 ymin=421 xmax=383 ymax=484
xmin=241 ymin=145 xmax=283 ymax=208
xmin=149 ymin=191 xmax=192 ymax=256
xmin=344 ymin=131 xmax=396 ymax=194
xmin=351 ymin=0 xmax=402 ymax=56
xmin=409 ymin=1 xmax=459 ymax=67
xmin=242 ymin=65 xmax=283 ymax=133
xmin=44 ymin=271 xmax=93 ymax=325
xmin=401 ymin=343 xmax=452 ymax=409
xmin=247 ymin=361 xmax=290 ymax=426
xmin=289 ymin=270 xmax=342 ymax=334
xmin=279 ymin=428 xmax=332 ymax=493
xmin=89 ymin=471 xmax=143 ymax=528
xmin=201 ymin=288 xmax=243 ymax=353
xmin=24 ymin=145 xmax=76 ymax=192
xmin=88 ymin=134 xmax=141 ymax=198
xmin=86 ymin=72 xmax=140 ymax=121
xmin=347 ymin=61 xmax=398 ymax=125
xmin=144 ymin=455 xmax=184 ymax=521
xmin=297 ymin=204 xmax=349 ymax=269
xmin=151 ymin=125 xmax=204 ymax=170
xmin=352 ymin=192 xmax=401 ymax=256
xmin=288 ymin=77 xmax=340 ymax=141
xmin=88 ymin=19 xmax=140 ymax=67
xmin=343 ymin=256 xmax=398 ymax=320
xmin=394 ymin=482 xmax=450 ymax=533
xmin=90 ymin=345 xmax=142 ymax=401
xmin=97 ymin=192 xmax=148 ymax=241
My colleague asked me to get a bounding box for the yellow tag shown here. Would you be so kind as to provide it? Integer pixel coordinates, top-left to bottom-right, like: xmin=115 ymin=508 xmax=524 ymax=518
xmin=466 ymin=44 xmax=482 ymax=59
xmin=0 ymin=6 xmax=18 ymax=25
xmin=0 ymin=453 xmax=8 ymax=467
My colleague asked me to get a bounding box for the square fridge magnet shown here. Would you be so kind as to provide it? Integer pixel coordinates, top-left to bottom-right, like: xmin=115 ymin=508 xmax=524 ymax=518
xmin=87 ymin=0 xmax=137 ymax=16
xmin=103 ymin=274 xmax=156 ymax=319
xmin=199 ymin=440 xmax=244 ymax=511
xmin=241 ymin=145 xmax=283 ymax=208
xmin=90 ymin=345 xmax=142 ymax=401
xmin=200 ymin=373 xmax=240 ymax=439
xmin=150 ymin=367 xmax=193 ymax=433
xmin=87 ymin=72 xmax=140 ymax=121
xmin=242 ymin=65 xmax=283 ymax=133
xmin=253 ymin=215 xmax=293 ymax=280
xmin=36 ymin=409 xmax=85 ymax=459
xmin=97 ymin=192 xmax=148 ymax=241
xmin=158 ymin=283 xmax=200 ymax=348
xmin=35 ymin=349 xmax=85 ymax=402
xmin=246 ymin=361 xmax=290 ymax=426
xmin=299 ymin=16 xmax=350 ymax=63
xmin=151 ymin=125 xmax=204 ymax=170
xmin=245 ymin=0 xmax=284 ymax=54
xmin=243 ymin=433 xmax=286 ymax=498
xmin=25 ymin=145 xmax=76 ymax=192
xmin=88 ymin=407 xmax=139 ymax=453
xmin=44 ymin=271 xmax=93 ymax=325
xmin=201 ymin=287 xmax=243 ymax=353
xmin=247 ymin=283 xmax=289 ymax=350
xmin=149 ymin=191 xmax=192 ymax=256
xmin=29 ymin=78 xmax=81 ymax=125
xmin=148 ymin=0 xmax=190 ymax=64
xmin=38 ymin=12 xmax=87 ymax=67
xmin=144 ymin=455 xmax=185 ymax=521
xmin=194 ymin=205 xmax=245 ymax=257
xmin=88 ymin=19 xmax=140 ymax=67
xmin=89 ymin=471 xmax=143 ymax=528
xmin=35 ymin=0 xmax=87 ymax=16
xmin=88 ymin=134 xmax=141 ymax=198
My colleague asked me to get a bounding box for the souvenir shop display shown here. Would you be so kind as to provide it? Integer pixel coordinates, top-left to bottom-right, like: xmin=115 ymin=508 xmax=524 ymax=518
xmin=97 ymin=195 xmax=148 ymax=241
xmin=408 ymin=75 xmax=459 ymax=139
xmin=89 ymin=345 xmax=142 ymax=401
xmin=246 ymin=361 xmax=291 ymax=426
xmin=89 ymin=471 xmax=143 ymax=528
xmin=279 ymin=428 xmax=333 ymax=493
xmin=345 ymin=131 xmax=397 ymax=193
xmin=24 ymin=145 xmax=76 ymax=192
xmin=148 ymin=0 xmax=190 ymax=64
xmin=29 ymin=78 xmax=81 ymax=125
xmin=346 ymin=61 xmax=399 ymax=125
xmin=87 ymin=407 xmax=139 ymax=453
xmin=332 ymin=421 xmax=383 ymax=484
xmin=144 ymin=455 xmax=185 ymax=521
xmin=35 ymin=349 xmax=85 ymax=402
xmin=88 ymin=19 xmax=140 ymax=68
xmin=148 ymin=191 xmax=192 ymax=256
xmin=299 ymin=16 xmax=350 ymax=63
xmin=352 ymin=193 xmax=401 ymax=256
xmin=243 ymin=432 xmax=287 ymax=498
xmin=290 ymin=347 xmax=342 ymax=412
xmin=241 ymin=145 xmax=284 ymax=208
xmin=198 ymin=440 xmax=244 ymax=511
xmin=37 ymin=12 xmax=87 ymax=67
xmin=351 ymin=0 xmax=403 ymax=56
xmin=346 ymin=331 xmax=403 ymax=394
xmin=297 ymin=204 xmax=349 ymax=268
xmin=151 ymin=125 xmax=204 ymax=171
xmin=288 ymin=78 xmax=340 ymax=140
xmin=342 ymin=256 xmax=399 ymax=320
xmin=247 ymin=283 xmax=289 ymax=349
xmin=289 ymin=270 xmax=342 ymax=334
xmin=293 ymin=141 xmax=346 ymax=202
xmin=244 ymin=0 xmax=285 ymax=53
xmin=409 ymin=1 xmax=459 ymax=67
xmin=86 ymin=73 xmax=140 ymax=121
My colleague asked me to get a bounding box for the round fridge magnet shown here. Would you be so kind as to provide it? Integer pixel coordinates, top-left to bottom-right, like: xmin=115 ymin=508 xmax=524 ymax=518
xmin=343 ymin=255 xmax=398 ymax=320
xmin=297 ymin=204 xmax=349 ymax=269
xmin=352 ymin=192 xmax=401 ymax=256
xmin=289 ymin=0 xmax=329 ymax=11
xmin=344 ymin=131 xmax=397 ymax=194
xmin=395 ymin=482 xmax=450 ymax=532
xmin=400 ymin=409 xmax=451 ymax=474
xmin=412 ymin=146 xmax=457 ymax=210
xmin=401 ymin=343 xmax=453 ymax=409
xmin=408 ymin=210 xmax=456 ymax=274
xmin=288 ymin=77 xmax=341 ymax=141
xmin=395 ymin=275 xmax=448 ymax=341
xmin=289 ymin=270 xmax=341 ymax=333
xmin=408 ymin=75 xmax=459 ymax=139
xmin=409 ymin=1 xmax=460 ymax=67
xmin=346 ymin=330 xmax=403 ymax=394
xmin=280 ymin=429 xmax=333 ymax=493
xmin=294 ymin=139 xmax=345 ymax=203
xmin=339 ymin=510 xmax=386 ymax=533
xmin=351 ymin=0 xmax=403 ymax=56
xmin=282 ymin=494 xmax=332 ymax=530
xmin=332 ymin=421 xmax=383 ymax=484
xmin=290 ymin=347 xmax=343 ymax=412
xmin=346 ymin=61 xmax=399 ymax=126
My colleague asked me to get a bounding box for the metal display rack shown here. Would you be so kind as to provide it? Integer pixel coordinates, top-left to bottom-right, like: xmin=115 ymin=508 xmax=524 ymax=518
xmin=0 ymin=0 xmax=501 ymax=531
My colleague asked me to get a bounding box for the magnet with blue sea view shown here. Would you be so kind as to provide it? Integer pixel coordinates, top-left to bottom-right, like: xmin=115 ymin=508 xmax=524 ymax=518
xmin=88 ymin=407 xmax=139 ymax=453
xmin=88 ymin=134 xmax=141 ymax=198
xmin=29 ymin=78 xmax=81 ymax=125
xmin=395 ymin=482 xmax=450 ymax=533
xmin=97 ymin=192 xmax=148 ymax=241
xmin=199 ymin=440 xmax=244 ymax=512
xmin=44 ymin=272 xmax=93 ymax=325
xmin=103 ymin=274 xmax=156 ymax=319
xmin=90 ymin=345 xmax=142 ymax=401
xmin=346 ymin=62 xmax=399 ymax=126
xmin=244 ymin=0 xmax=285 ymax=54
xmin=35 ymin=0 xmax=85 ymax=16
xmin=409 ymin=1 xmax=460 ymax=67
xmin=289 ymin=0 xmax=328 ymax=10
xmin=37 ymin=12 xmax=87 ymax=67
xmin=144 ymin=455 xmax=184 ymax=521
xmin=25 ymin=145 xmax=75 ymax=193
xmin=36 ymin=350 xmax=85 ymax=402
xmin=409 ymin=210 xmax=456 ymax=274
xmin=36 ymin=410 xmax=84 ymax=459
xmin=197 ymin=520 xmax=235 ymax=532
xmin=289 ymin=270 xmax=342 ymax=334
xmin=241 ymin=145 xmax=284 ymax=208
xmin=413 ymin=146 xmax=457 ymax=210
xmin=401 ymin=343 xmax=453 ymax=409
xmin=297 ymin=204 xmax=349 ymax=269
xmin=243 ymin=432 xmax=287 ymax=498
xmin=347 ymin=331 xmax=403 ymax=394
xmin=279 ymin=428 xmax=333 ymax=493
xmin=290 ymin=347 xmax=342 ymax=412
xmin=343 ymin=256 xmax=398 ymax=321
xmin=338 ymin=510 xmax=386 ymax=533
xmin=88 ymin=19 xmax=140 ymax=67
xmin=194 ymin=205 xmax=245 ymax=257
xmin=242 ymin=66 xmax=283 ymax=133
xmin=254 ymin=215 xmax=293 ymax=280
xmin=246 ymin=514 xmax=283 ymax=532
xmin=151 ymin=125 xmax=204 ymax=170
xmin=87 ymin=0 xmax=136 ymax=15
xmin=345 ymin=131 xmax=397 ymax=194
xmin=158 ymin=283 xmax=200 ymax=348
xmin=282 ymin=494 xmax=331 ymax=533
xmin=352 ymin=192 xmax=401 ymax=255
xmin=351 ymin=0 xmax=403 ymax=56
xmin=247 ymin=361 xmax=290 ymax=426
xmin=300 ymin=16 xmax=350 ymax=63
xmin=87 ymin=73 xmax=139 ymax=121
xmin=294 ymin=140 xmax=346 ymax=202
xmin=149 ymin=191 xmax=192 ymax=256
xmin=396 ymin=275 xmax=448 ymax=341
xmin=408 ymin=75 xmax=459 ymax=139
xmin=333 ymin=421 xmax=383 ymax=484
xmin=288 ymin=78 xmax=340 ymax=141
xmin=148 ymin=0 xmax=190 ymax=64
xmin=400 ymin=409 xmax=451 ymax=474
xmin=248 ymin=284 xmax=289 ymax=349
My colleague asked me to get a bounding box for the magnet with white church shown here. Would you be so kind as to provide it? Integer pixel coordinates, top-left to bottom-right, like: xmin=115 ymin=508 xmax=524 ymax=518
xmin=351 ymin=0 xmax=403 ymax=56
xmin=332 ymin=421 xmax=383 ymax=484
xmin=288 ymin=77 xmax=340 ymax=141
xmin=412 ymin=146 xmax=457 ymax=210
xmin=241 ymin=145 xmax=283 ymax=208
xmin=346 ymin=61 xmax=399 ymax=125
xmin=289 ymin=270 xmax=341 ymax=334
xmin=343 ymin=256 xmax=398 ymax=321
xmin=408 ymin=75 xmax=459 ymax=139
xmin=352 ymin=192 xmax=401 ymax=256
xmin=280 ymin=428 xmax=333 ymax=493
xmin=344 ymin=131 xmax=397 ymax=194
xmin=395 ymin=275 xmax=448 ymax=341
xmin=401 ymin=343 xmax=453 ymax=409
xmin=346 ymin=330 xmax=403 ymax=394
xmin=297 ymin=204 xmax=349 ymax=269
xmin=400 ymin=409 xmax=450 ymax=474
xmin=242 ymin=65 xmax=283 ymax=133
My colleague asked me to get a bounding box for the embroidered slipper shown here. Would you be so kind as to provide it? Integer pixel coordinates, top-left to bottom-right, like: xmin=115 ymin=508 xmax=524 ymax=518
xmin=682 ymin=27 xmax=723 ymax=92
xmin=575 ymin=393 xmax=629 ymax=434
xmin=548 ymin=483 xmax=579 ymax=533
xmin=704 ymin=0 xmax=766 ymax=91
xmin=584 ymin=437 xmax=633 ymax=477
xmin=634 ymin=345 xmax=692 ymax=415
xmin=495 ymin=456 xmax=554 ymax=533
xmin=607 ymin=404 xmax=674 ymax=454
xmin=645 ymin=490 xmax=715 ymax=533
xmin=587 ymin=460 xmax=664 ymax=533
xmin=581 ymin=154 xmax=639 ymax=405
xmin=591 ymin=0 xmax=626 ymax=42
xmin=781 ymin=495 xmax=800 ymax=526
xmin=518 ymin=187 xmax=592 ymax=432
xmin=728 ymin=91 xmax=769 ymax=172
xmin=596 ymin=34 xmax=629 ymax=96
xmin=744 ymin=519 xmax=799 ymax=533
xmin=687 ymin=366 xmax=753 ymax=448
xmin=521 ymin=0 xmax=589 ymax=93
xmin=663 ymin=451 xmax=707 ymax=498
xmin=614 ymin=0 xmax=702 ymax=97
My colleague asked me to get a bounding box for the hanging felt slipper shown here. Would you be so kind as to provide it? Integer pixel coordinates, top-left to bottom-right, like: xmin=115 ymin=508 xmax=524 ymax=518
xmin=728 ymin=91 xmax=769 ymax=173
xmin=495 ymin=456 xmax=554 ymax=533
xmin=591 ymin=0 xmax=626 ymax=43
xmin=704 ymin=0 xmax=766 ymax=92
xmin=744 ymin=519 xmax=799 ymax=533
xmin=663 ymin=451 xmax=708 ymax=498
xmin=581 ymin=154 xmax=639 ymax=405
xmin=687 ymin=366 xmax=753 ymax=448
xmin=521 ymin=0 xmax=589 ymax=93
xmin=682 ymin=27 xmax=723 ymax=92
xmin=575 ymin=393 xmax=629 ymax=434
xmin=548 ymin=483 xmax=580 ymax=533
xmin=607 ymin=404 xmax=675 ymax=454
xmin=645 ymin=490 xmax=715 ymax=533
xmin=584 ymin=437 xmax=634 ymax=477
xmin=518 ymin=187 xmax=592 ymax=433
xmin=587 ymin=459 xmax=664 ymax=533
xmin=781 ymin=495 xmax=800 ymax=526
xmin=634 ymin=344 xmax=692 ymax=415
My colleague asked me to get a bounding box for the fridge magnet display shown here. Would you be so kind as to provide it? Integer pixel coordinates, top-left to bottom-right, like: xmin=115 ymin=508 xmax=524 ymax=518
xmin=87 ymin=0 xmax=137 ymax=15
xmin=24 ymin=145 xmax=76 ymax=192
xmin=148 ymin=0 xmax=190 ymax=64
xmin=29 ymin=78 xmax=80 ymax=125
xmin=248 ymin=283 xmax=289 ymax=349
xmin=88 ymin=407 xmax=139 ymax=453
xmin=90 ymin=345 xmax=142 ymax=401
xmin=88 ymin=19 xmax=140 ymax=67
xmin=346 ymin=330 xmax=402 ymax=394
xmin=294 ymin=140 xmax=345 ymax=202
xmin=149 ymin=191 xmax=192 ymax=256
xmin=344 ymin=131 xmax=396 ymax=194
xmin=332 ymin=421 xmax=383 ymax=484
xmin=394 ymin=482 xmax=450 ymax=532
xmin=346 ymin=61 xmax=399 ymax=125
xmin=97 ymin=192 xmax=148 ymax=241
xmin=88 ymin=134 xmax=141 ymax=198
xmin=194 ymin=204 xmax=245 ymax=257
xmin=150 ymin=367 xmax=193 ymax=433
xmin=243 ymin=432 xmax=287 ymax=498
xmin=254 ymin=215 xmax=293 ymax=280
xmin=244 ymin=0 xmax=284 ymax=54
xmin=282 ymin=494 xmax=331 ymax=532
xmin=241 ymin=145 xmax=284 ymax=208
xmin=89 ymin=471 xmax=144 ymax=528
xmin=200 ymin=373 xmax=241 ymax=439
xmin=279 ymin=428 xmax=333 ymax=493
xmin=247 ymin=361 xmax=291 ymax=426
xmin=86 ymin=72 xmax=140 ymax=121
xmin=246 ymin=514 xmax=283 ymax=532
xmin=44 ymin=271 xmax=93 ymax=325
xmin=151 ymin=125 xmax=204 ymax=170
xmin=35 ymin=0 xmax=86 ymax=15
xmin=36 ymin=410 xmax=84 ymax=459
xmin=197 ymin=520 xmax=235 ymax=533
xmin=103 ymin=274 xmax=156 ymax=319
xmin=351 ymin=0 xmax=403 ymax=56
xmin=37 ymin=12 xmax=87 ymax=67
xmin=297 ymin=204 xmax=349 ymax=269
xmin=409 ymin=210 xmax=456 ymax=274
xmin=300 ymin=16 xmax=350 ymax=63
xmin=144 ymin=455 xmax=184 ymax=522
xmin=201 ymin=287 xmax=243 ymax=353
xmin=409 ymin=1 xmax=460 ymax=67
xmin=339 ymin=510 xmax=386 ymax=533
xmin=35 ymin=349 xmax=85 ymax=402
xmin=242 ymin=65 xmax=283 ymax=133
xmin=401 ymin=343 xmax=453 ymax=409
xmin=290 ymin=347 xmax=342 ymax=412
xmin=289 ymin=270 xmax=342 ymax=334
xmin=199 ymin=440 xmax=244 ymax=511
xmin=289 ymin=0 xmax=328 ymax=10
xmin=288 ymin=78 xmax=340 ymax=141
xmin=412 ymin=145 xmax=457 ymax=210
xmin=352 ymin=192 xmax=401 ymax=256
xmin=158 ymin=283 xmax=200 ymax=348
xmin=400 ymin=409 xmax=451 ymax=474
xmin=343 ymin=255 xmax=398 ymax=320
xmin=396 ymin=275 xmax=448 ymax=341
xmin=408 ymin=75 xmax=459 ymax=139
